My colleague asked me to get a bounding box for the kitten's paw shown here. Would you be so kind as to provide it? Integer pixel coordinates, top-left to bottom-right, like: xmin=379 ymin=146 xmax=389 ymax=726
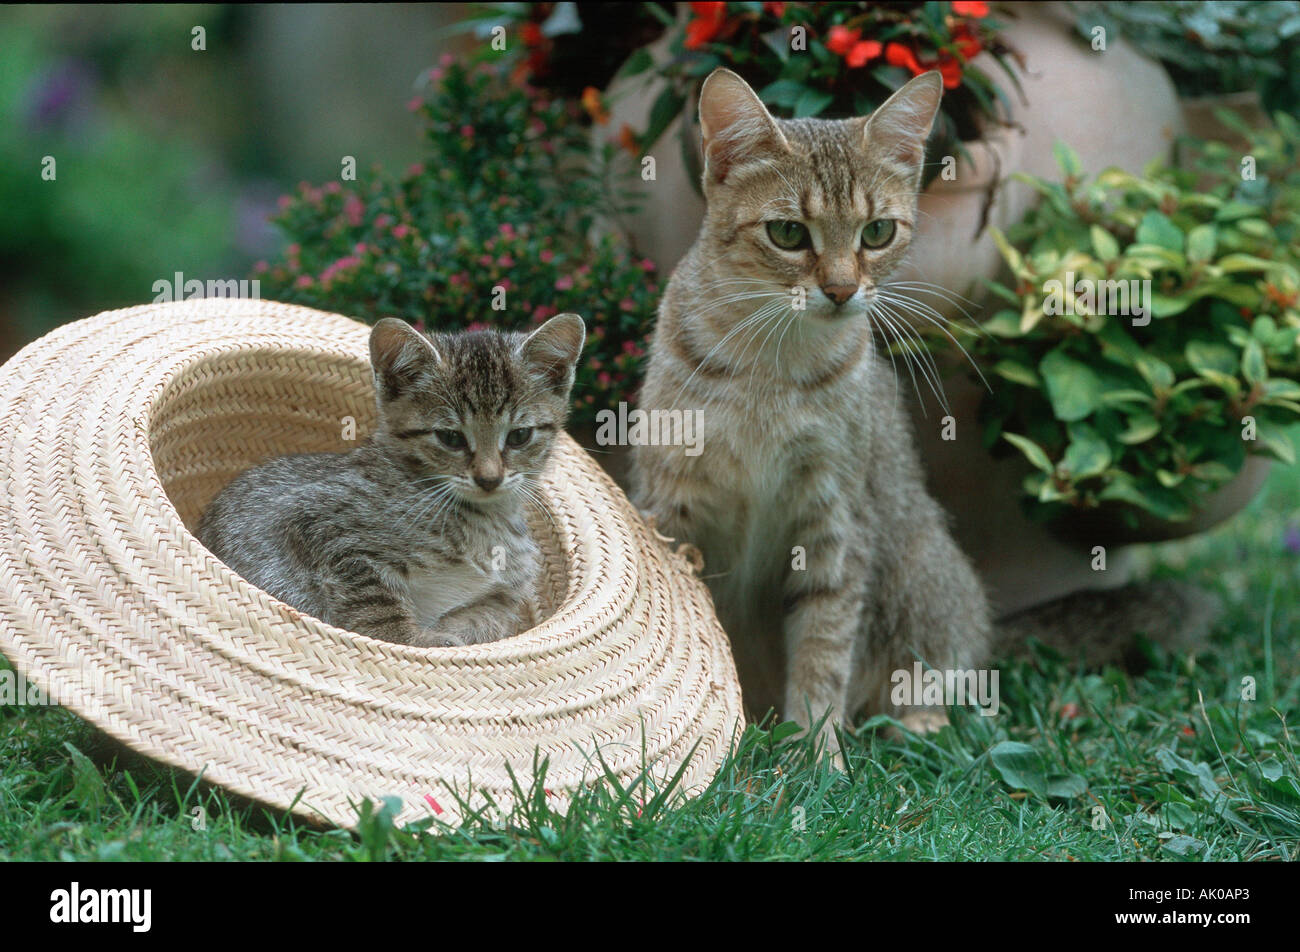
xmin=410 ymin=629 xmax=466 ymax=648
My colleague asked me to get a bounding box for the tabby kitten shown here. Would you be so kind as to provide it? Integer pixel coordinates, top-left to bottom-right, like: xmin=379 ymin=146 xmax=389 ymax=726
xmin=632 ymin=69 xmax=989 ymax=743
xmin=198 ymin=313 xmax=586 ymax=647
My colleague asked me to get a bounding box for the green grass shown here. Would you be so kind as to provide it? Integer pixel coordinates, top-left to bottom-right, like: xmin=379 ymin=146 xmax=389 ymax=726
xmin=3 ymin=458 xmax=1298 ymax=861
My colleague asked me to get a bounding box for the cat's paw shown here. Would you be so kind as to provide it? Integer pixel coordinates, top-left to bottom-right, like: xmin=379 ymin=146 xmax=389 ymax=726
xmin=410 ymin=629 xmax=467 ymax=648
xmin=895 ymin=708 xmax=950 ymax=735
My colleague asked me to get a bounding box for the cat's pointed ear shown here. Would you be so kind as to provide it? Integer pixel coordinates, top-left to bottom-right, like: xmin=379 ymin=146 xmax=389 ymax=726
xmin=520 ymin=312 xmax=586 ymax=393
xmin=698 ymin=68 xmax=791 ymax=184
xmin=862 ymin=70 xmax=942 ymax=173
xmin=369 ymin=318 xmax=440 ymax=401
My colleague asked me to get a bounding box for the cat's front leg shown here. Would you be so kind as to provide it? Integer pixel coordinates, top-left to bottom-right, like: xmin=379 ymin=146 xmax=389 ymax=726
xmin=428 ymin=586 xmax=533 ymax=646
xmin=327 ymin=558 xmax=427 ymax=646
xmin=781 ymin=513 xmax=866 ymax=761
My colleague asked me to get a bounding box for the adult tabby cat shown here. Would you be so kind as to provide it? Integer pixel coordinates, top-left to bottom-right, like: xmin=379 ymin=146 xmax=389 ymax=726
xmin=198 ymin=313 xmax=586 ymax=647
xmin=632 ymin=69 xmax=1219 ymax=748
xmin=632 ymin=69 xmax=987 ymax=743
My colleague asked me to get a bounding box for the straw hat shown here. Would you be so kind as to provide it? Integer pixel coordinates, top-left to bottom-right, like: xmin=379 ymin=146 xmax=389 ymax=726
xmin=0 ymin=299 xmax=743 ymax=829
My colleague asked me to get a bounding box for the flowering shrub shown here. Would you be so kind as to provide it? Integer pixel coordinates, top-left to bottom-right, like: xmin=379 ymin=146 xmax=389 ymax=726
xmin=962 ymin=118 xmax=1300 ymax=527
xmin=256 ymin=59 xmax=658 ymax=428
xmin=621 ymin=1 xmax=1023 ymax=181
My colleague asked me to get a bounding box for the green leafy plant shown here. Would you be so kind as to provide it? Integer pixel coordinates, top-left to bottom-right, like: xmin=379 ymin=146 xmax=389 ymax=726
xmin=1077 ymin=1 xmax=1300 ymax=116
xmin=256 ymin=59 xmax=659 ymax=429
xmin=965 ymin=117 xmax=1300 ymax=527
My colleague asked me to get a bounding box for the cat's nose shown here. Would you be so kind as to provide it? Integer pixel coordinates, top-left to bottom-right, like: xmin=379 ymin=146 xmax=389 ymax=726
xmin=821 ymin=284 xmax=858 ymax=306
xmin=474 ymin=473 xmax=503 ymax=492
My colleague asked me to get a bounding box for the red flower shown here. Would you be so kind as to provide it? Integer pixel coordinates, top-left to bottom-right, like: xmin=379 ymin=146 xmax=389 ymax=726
xmin=885 ymin=42 xmax=925 ymax=76
xmin=581 ymin=85 xmax=609 ymax=125
xmin=685 ymin=1 xmax=727 ymax=49
xmin=764 ymin=1 xmax=786 ymax=17
xmin=826 ymin=25 xmax=861 ymax=56
xmin=617 ymin=123 xmax=640 ymax=156
xmin=952 ymin=23 xmax=982 ymax=59
xmin=952 ymin=0 xmax=990 ymax=16
xmin=937 ymin=52 xmax=963 ymax=89
xmin=521 ymin=22 xmax=544 ymax=47
xmin=846 ymin=39 xmax=883 ymax=68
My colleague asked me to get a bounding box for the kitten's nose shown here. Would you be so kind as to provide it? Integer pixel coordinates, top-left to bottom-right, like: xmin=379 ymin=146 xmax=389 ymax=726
xmin=821 ymin=284 xmax=857 ymax=306
xmin=474 ymin=473 xmax=503 ymax=492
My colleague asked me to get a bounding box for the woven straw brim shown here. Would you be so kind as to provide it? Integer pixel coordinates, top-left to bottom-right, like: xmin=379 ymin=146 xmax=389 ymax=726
xmin=0 ymin=299 xmax=743 ymax=829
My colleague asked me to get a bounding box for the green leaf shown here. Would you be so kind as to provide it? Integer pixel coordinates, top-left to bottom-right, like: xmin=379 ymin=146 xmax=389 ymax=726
xmin=642 ymin=87 xmax=686 ymax=153
xmin=1090 ymin=225 xmax=1119 ymax=261
xmin=1135 ymin=211 xmax=1184 ymax=253
xmin=1186 ymin=340 xmax=1238 ymax=377
xmin=1135 ymin=355 xmax=1175 ymax=393
xmin=1215 ymin=253 xmax=1277 ymax=273
xmin=992 ymin=360 xmax=1040 ymax=388
xmin=1039 ymin=348 xmax=1104 ymax=422
xmin=1002 ymin=433 xmax=1053 ymax=473
xmin=1118 ymin=414 xmax=1160 ymax=444
xmin=1241 ymin=339 xmax=1268 ymax=385
xmin=1053 ymin=141 xmax=1083 ymax=178
xmin=1061 ymin=422 xmax=1112 ymax=479
xmin=758 ymin=79 xmax=808 ymax=109
xmin=792 ymin=87 xmax=833 ymax=118
xmin=615 ymin=47 xmax=654 ymax=80
xmin=989 ymin=741 xmax=1047 ymax=799
xmin=1186 ymin=224 xmax=1217 ymax=264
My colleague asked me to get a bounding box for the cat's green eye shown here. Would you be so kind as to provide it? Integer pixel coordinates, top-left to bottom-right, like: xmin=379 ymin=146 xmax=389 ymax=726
xmin=861 ymin=219 xmax=896 ymax=249
xmin=766 ymin=220 xmax=810 ymax=251
xmin=505 ymin=427 xmax=533 ymax=448
xmin=435 ymin=429 xmax=467 ymax=450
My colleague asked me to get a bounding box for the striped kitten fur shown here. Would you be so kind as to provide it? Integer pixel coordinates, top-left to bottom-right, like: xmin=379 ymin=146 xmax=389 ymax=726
xmin=631 ymin=69 xmax=989 ymax=743
xmin=198 ymin=313 xmax=586 ymax=647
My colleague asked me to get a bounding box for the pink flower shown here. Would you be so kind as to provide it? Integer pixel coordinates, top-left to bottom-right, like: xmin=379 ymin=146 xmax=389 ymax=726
xmin=344 ymin=194 xmax=364 ymax=227
xmin=325 ymin=181 xmax=341 ymax=195
xmin=407 ymin=163 xmax=425 ymax=178
xmin=499 ymin=223 xmax=516 ymax=239
xmin=497 ymin=255 xmax=514 ymax=268
xmin=277 ymin=195 xmax=292 ymax=210
xmin=353 ymin=243 xmax=368 ymax=256
xmin=392 ymin=224 xmax=411 ymax=239
xmin=620 ymin=298 xmax=636 ymax=311
xmin=639 ymin=258 xmax=656 ymax=271
xmin=294 ymin=275 xmax=313 ymax=289
xmin=555 ymin=275 xmax=574 ymax=291
xmin=373 ymin=213 xmax=393 ymax=230
xmin=460 ymin=124 xmax=474 ymax=139
xmin=479 ymin=254 xmax=494 ymax=267
xmin=407 ymin=95 xmax=423 ymax=112
xmin=540 ymin=249 xmax=555 ymax=263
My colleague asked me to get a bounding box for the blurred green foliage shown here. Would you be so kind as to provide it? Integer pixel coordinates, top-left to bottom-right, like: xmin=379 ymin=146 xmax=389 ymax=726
xmin=0 ymin=7 xmax=247 ymax=348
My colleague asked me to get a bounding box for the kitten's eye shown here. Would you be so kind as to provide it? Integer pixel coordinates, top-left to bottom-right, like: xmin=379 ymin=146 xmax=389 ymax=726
xmin=861 ymin=219 xmax=896 ymax=249
xmin=766 ymin=220 xmax=810 ymax=251
xmin=435 ymin=429 xmax=467 ymax=450
xmin=505 ymin=427 xmax=533 ymax=448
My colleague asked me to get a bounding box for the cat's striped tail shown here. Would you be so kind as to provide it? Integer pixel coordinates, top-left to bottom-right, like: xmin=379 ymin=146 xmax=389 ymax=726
xmin=992 ymin=580 xmax=1223 ymax=669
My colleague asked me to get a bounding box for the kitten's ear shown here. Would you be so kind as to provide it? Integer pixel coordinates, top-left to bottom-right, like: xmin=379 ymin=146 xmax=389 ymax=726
xmin=862 ymin=71 xmax=942 ymax=173
xmin=698 ymin=68 xmax=791 ymax=184
xmin=520 ymin=313 xmax=586 ymax=393
xmin=369 ymin=318 xmax=440 ymax=401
